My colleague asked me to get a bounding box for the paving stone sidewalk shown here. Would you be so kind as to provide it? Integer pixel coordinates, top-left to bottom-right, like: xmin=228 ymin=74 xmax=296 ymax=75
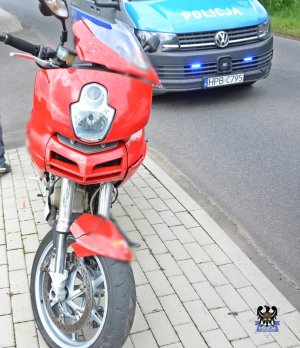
xmin=0 ymin=8 xmax=22 ymax=33
xmin=0 ymin=147 xmax=300 ymax=348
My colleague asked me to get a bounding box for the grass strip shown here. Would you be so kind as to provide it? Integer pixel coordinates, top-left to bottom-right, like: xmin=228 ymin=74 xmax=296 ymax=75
xmin=268 ymin=0 xmax=300 ymax=39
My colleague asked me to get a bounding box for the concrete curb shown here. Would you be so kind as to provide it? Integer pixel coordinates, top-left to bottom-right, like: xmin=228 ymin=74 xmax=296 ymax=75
xmin=0 ymin=8 xmax=22 ymax=34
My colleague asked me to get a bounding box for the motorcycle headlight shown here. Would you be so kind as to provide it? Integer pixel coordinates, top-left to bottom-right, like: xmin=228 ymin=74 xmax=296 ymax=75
xmin=258 ymin=19 xmax=271 ymax=39
xmin=135 ymin=30 xmax=179 ymax=52
xmin=70 ymin=83 xmax=115 ymax=143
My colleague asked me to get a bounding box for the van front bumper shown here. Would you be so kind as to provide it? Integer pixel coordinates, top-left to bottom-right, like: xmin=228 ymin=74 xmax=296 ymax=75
xmin=149 ymin=36 xmax=273 ymax=92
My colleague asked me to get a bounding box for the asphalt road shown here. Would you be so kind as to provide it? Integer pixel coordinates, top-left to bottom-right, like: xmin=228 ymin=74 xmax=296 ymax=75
xmin=0 ymin=1 xmax=300 ymax=307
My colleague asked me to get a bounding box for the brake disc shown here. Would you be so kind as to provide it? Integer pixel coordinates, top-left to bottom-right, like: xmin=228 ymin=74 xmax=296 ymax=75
xmin=43 ymin=257 xmax=93 ymax=334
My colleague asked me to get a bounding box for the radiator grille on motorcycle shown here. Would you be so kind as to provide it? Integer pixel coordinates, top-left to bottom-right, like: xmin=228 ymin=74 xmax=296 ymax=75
xmin=94 ymin=159 xmax=122 ymax=169
xmin=155 ymin=50 xmax=273 ymax=80
xmin=48 ymin=138 xmax=126 ymax=185
xmin=57 ymin=134 xmax=119 ymax=154
xmin=177 ymin=25 xmax=260 ymax=51
xmin=51 ymin=152 xmax=78 ymax=167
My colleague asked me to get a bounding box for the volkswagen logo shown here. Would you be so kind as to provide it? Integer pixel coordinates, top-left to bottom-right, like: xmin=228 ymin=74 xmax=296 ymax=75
xmin=215 ymin=31 xmax=229 ymax=48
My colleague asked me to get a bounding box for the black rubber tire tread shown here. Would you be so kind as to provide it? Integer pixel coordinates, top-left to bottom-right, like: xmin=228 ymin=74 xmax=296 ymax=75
xmin=30 ymin=230 xmax=136 ymax=348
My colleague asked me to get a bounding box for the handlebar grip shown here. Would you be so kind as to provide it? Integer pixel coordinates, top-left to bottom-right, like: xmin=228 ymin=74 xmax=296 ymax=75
xmin=4 ymin=34 xmax=40 ymax=56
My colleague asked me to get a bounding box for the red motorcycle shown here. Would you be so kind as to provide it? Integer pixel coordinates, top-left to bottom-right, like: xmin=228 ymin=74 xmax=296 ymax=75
xmin=0 ymin=0 xmax=159 ymax=347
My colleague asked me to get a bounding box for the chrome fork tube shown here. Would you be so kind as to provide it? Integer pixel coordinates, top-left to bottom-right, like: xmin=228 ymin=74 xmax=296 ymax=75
xmin=55 ymin=178 xmax=75 ymax=274
xmin=97 ymin=182 xmax=113 ymax=218
xmin=55 ymin=235 xmax=67 ymax=275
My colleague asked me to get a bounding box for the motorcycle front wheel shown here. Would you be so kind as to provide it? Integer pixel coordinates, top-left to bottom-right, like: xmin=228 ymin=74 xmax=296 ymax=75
xmin=30 ymin=230 xmax=136 ymax=348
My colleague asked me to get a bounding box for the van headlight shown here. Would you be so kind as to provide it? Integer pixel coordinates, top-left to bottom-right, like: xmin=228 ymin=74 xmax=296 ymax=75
xmin=70 ymin=83 xmax=115 ymax=143
xmin=258 ymin=19 xmax=271 ymax=39
xmin=135 ymin=30 xmax=179 ymax=52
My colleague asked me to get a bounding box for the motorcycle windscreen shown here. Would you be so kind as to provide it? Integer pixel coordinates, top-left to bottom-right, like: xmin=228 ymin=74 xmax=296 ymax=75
xmin=73 ymin=19 xmax=160 ymax=85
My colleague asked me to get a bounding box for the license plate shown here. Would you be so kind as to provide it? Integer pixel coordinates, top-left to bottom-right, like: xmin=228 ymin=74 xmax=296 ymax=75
xmin=204 ymin=73 xmax=244 ymax=88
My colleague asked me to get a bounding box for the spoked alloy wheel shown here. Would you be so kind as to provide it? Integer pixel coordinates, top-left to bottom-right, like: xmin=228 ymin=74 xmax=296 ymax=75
xmin=31 ymin=231 xmax=136 ymax=348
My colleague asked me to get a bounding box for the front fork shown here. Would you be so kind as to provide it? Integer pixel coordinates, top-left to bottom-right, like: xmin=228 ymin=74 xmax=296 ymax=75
xmin=52 ymin=178 xmax=112 ymax=299
xmin=55 ymin=179 xmax=75 ymax=275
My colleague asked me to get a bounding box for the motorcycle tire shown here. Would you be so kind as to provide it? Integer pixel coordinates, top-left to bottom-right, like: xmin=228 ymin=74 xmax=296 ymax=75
xmin=30 ymin=230 xmax=136 ymax=348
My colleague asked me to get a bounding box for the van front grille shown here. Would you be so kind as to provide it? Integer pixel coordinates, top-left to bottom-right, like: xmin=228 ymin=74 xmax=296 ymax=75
xmin=177 ymin=25 xmax=260 ymax=51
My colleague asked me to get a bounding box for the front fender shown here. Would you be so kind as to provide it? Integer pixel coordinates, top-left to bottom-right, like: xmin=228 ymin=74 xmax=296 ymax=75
xmin=69 ymin=214 xmax=133 ymax=261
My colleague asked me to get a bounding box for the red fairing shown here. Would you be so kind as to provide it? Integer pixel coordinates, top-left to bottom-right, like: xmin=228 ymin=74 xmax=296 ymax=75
xmin=44 ymin=136 xmax=128 ymax=184
xmin=70 ymin=214 xmax=133 ymax=261
xmin=40 ymin=131 xmax=147 ymax=185
xmin=73 ymin=20 xmax=160 ymax=85
xmin=27 ymin=68 xmax=151 ymax=177
xmin=29 ymin=68 xmax=152 ymax=144
xmin=122 ymin=129 xmax=147 ymax=184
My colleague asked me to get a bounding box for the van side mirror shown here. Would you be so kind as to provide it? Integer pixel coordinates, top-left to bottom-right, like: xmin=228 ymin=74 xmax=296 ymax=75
xmin=95 ymin=0 xmax=121 ymax=11
xmin=143 ymin=35 xmax=160 ymax=53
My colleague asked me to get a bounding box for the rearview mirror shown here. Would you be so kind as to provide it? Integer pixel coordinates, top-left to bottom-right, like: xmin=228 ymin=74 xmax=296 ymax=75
xmin=39 ymin=0 xmax=69 ymax=19
xmin=39 ymin=2 xmax=53 ymax=16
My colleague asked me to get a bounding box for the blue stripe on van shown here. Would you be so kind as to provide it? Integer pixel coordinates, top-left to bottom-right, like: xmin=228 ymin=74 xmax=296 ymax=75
xmin=71 ymin=6 xmax=112 ymax=29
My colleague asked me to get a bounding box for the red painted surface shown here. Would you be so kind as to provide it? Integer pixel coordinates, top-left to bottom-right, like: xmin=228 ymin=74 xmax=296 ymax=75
xmin=73 ymin=20 xmax=160 ymax=86
xmin=70 ymin=214 xmax=133 ymax=261
xmin=45 ymin=135 xmax=128 ymax=184
xmin=28 ymin=68 xmax=153 ymax=145
xmin=122 ymin=129 xmax=147 ymax=184
xmin=27 ymin=69 xmax=150 ymax=182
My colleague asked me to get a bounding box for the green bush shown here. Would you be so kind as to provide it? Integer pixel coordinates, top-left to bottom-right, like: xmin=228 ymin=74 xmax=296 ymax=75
xmin=260 ymin=0 xmax=295 ymax=13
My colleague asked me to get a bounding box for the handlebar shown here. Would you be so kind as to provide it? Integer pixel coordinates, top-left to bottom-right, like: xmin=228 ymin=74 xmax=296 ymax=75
xmin=0 ymin=32 xmax=40 ymax=57
xmin=0 ymin=32 xmax=7 ymax=42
